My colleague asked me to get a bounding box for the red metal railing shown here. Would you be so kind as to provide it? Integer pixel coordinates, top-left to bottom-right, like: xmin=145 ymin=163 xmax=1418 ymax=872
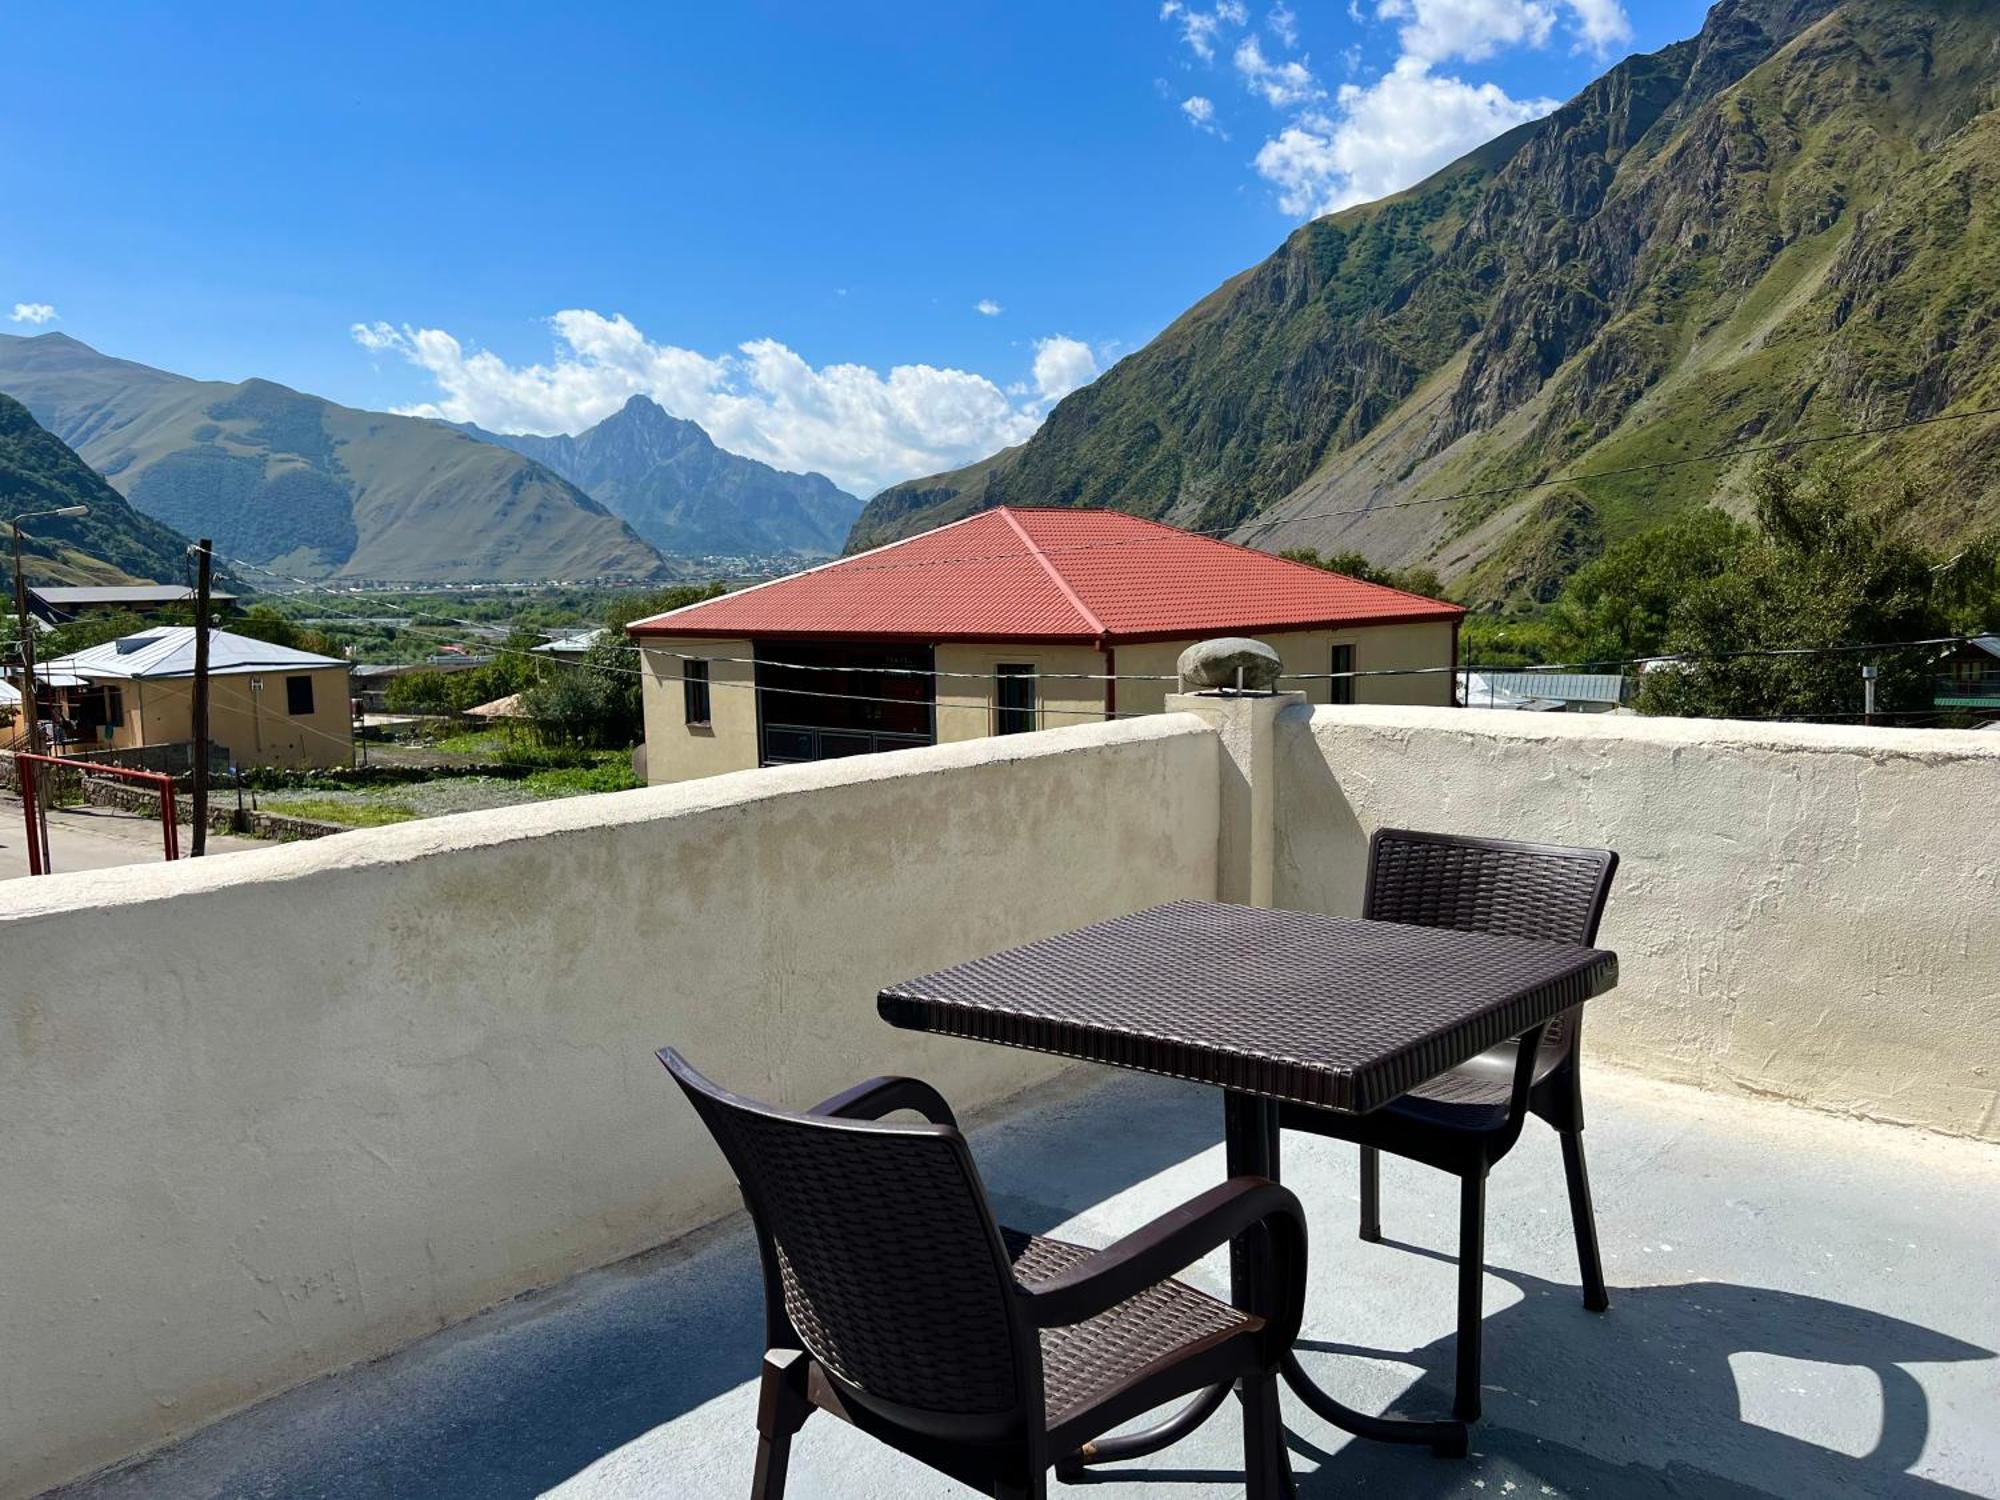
xmin=15 ymin=753 xmax=180 ymax=876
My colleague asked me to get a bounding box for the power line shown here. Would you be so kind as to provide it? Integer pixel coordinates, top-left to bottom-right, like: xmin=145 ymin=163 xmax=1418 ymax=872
xmin=209 ymin=551 xmax=1993 ymax=692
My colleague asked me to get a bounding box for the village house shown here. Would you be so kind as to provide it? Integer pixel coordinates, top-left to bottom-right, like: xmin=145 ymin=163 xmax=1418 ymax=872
xmin=32 ymin=625 xmax=353 ymax=770
xmin=24 ymin=582 xmax=239 ymax=627
xmin=627 ymin=507 xmax=1463 ymax=783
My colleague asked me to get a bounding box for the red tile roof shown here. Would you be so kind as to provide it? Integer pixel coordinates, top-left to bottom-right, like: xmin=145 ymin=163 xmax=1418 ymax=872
xmin=628 ymin=507 xmax=1463 ymax=645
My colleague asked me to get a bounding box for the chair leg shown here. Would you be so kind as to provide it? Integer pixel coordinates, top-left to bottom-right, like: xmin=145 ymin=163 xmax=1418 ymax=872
xmin=994 ymin=1473 xmax=1047 ymax=1499
xmin=1454 ymin=1172 xmax=1487 ymax=1425
xmin=752 ymin=1350 xmax=810 ymax=1500
xmin=1240 ymin=1372 xmax=1290 ymax=1499
xmin=1560 ymin=1127 xmax=1611 ymax=1313
xmin=1358 ymin=1145 xmax=1381 ymax=1242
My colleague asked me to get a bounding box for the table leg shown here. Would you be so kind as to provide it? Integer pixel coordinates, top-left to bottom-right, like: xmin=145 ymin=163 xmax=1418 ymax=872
xmin=1237 ymin=1091 xmax=1469 ymax=1459
xmin=1056 ymin=1091 xmax=1279 ymax=1477
xmin=1060 ymin=1089 xmax=1467 ymax=1477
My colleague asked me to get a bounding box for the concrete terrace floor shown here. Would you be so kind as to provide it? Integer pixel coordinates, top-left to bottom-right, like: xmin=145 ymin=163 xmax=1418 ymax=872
xmin=55 ymin=1069 xmax=2000 ymax=1500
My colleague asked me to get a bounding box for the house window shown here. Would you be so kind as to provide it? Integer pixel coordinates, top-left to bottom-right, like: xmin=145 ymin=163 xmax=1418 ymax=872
xmin=1330 ymin=644 xmax=1356 ymax=706
xmin=285 ymin=675 xmax=315 ymax=716
xmin=683 ymin=659 xmax=712 ymax=726
xmin=995 ymin=664 xmax=1037 ymax=734
xmin=105 ymin=686 xmax=124 ymax=729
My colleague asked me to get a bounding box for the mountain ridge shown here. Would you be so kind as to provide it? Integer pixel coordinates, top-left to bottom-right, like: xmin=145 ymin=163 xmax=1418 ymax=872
xmin=851 ymin=0 xmax=2000 ymax=604
xmin=0 ymin=333 xmax=669 ymax=584
xmin=459 ymin=395 xmax=861 ymax=558
xmin=0 ymin=391 xmax=212 ymax=588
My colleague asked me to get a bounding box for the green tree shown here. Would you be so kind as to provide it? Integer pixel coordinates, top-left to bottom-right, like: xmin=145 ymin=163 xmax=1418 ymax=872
xmin=383 ymin=669 xmax=464 ymax=716
xmin=1279 ymin=548 xmax=1452 ymax=602
xmin=1544 ymin=507 xmax=1753 ymax=667
xmin=230 ymin=603 xmax=339 ymax=656
xmin=1638 ymin=463 xmax=1941 ymax=720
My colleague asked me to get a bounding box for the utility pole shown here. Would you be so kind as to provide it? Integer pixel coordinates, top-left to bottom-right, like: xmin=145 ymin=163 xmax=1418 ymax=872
xmin=1862 ymin=663 xmax=1879 ymax=728
xmin=11 ymin=504 xmax=90 ymax=867
xmin=191 ymin=539 xmax=212 ymax=855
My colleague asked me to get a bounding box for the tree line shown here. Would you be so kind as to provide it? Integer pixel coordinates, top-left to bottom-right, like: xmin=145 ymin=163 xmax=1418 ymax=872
xmin=1295 ymin=460 xmax=1999 ymax=723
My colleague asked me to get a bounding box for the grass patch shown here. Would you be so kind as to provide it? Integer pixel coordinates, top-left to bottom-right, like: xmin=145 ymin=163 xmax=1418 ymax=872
xmin=261 ymin=797 xmax=419 ymax=828
xmin=520 ymin=762 xmax=644 ymax=796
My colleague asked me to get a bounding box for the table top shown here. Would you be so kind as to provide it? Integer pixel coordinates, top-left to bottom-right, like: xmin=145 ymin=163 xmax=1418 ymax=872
xmin=879 ymin=900 xmax=1618 ymax=1114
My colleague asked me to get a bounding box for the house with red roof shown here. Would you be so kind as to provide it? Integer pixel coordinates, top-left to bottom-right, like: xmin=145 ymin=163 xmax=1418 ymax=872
xmin=626 ymin=507 xmax=1463 ymax=782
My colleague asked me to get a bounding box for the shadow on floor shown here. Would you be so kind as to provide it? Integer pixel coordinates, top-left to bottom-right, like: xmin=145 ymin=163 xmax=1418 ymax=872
xmin=55 ymin=1073 xmax=1230 ymax=1500
xmin=1086 ymin=1249 xmax=1994 ymax=1499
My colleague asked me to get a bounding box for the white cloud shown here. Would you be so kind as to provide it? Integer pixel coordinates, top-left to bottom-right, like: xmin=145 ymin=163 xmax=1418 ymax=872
xmin=1160 ymin=0 xmax=1248 ymax=61
xmin=1031 ymin=336 xmax=1100 ymax=404
xmin=1181 ymin=94 xmax=1224 ymax=135
xmin=1235 ymin=0 xmax=1616 ymax=218
xmin=1376 ymin=0 xmax=1553 ymax=65
xmin=1566 ymin=0 xmax=1633 ymax=54
xmin=1268 ymin=3 xmax=1299 ymax=47
xmin=1234 ymin=36 xmax=1321 ymax=107
xmin=350 ymin=311 xmax=1091 ymax=497
xmin=1375 ymin=0 xmax=1628 ymax=64
xmin=1254 ymin=57 xmax=1556 ymax=215
xmin=975 ymin=298 xmax=1003 ymax=316
xmin=9 ymin=302 xmax=57 ymax=325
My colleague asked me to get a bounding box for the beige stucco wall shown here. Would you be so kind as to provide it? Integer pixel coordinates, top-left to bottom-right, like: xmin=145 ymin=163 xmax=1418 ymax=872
xmin=638 ymin=637 xmax=758 ymax=784
xmin=1117 ymin=621 xmax=1456 ymax=714
xmin=86 ymin=668 xmax=353 ymax=769
xmin=935 ymin=641 xmax=1108 ymax=741
xmin=1274 ymin=704 xmax=2000 ymax=1142
xmin=638 ymin=622 xmax=1454 ymax=782
xmin=0 ymin=714 xmax=1220 ymax=1497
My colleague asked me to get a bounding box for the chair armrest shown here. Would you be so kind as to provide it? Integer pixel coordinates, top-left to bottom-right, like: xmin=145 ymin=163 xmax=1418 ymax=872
xmin=1019 ymin=1177 xmax=1306 ymax=1338
xmin=810 ymin=1076 xmax=959 ymax=1128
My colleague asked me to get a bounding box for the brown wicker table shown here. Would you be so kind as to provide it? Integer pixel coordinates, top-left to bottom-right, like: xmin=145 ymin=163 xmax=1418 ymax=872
xmin=879 ymin=898 xmax=1619 ymax=1462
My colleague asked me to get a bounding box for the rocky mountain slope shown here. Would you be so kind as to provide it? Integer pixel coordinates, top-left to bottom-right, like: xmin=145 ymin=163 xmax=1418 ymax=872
xmin=462 ymin=395 xmax=860 ymax=558
xmin=853 ymin=0 xmax=2000 ymax=604
xmin=0 ymin=393 xmax=208 ymax=587
xmin=0 ymin=333 xmax=667 ymax=584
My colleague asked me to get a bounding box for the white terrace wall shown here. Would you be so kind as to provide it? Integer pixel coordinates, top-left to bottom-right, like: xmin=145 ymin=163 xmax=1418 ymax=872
xmin=0 ymin=716 xmax=1220 ymax=1498
xmin=1276 ymin=704 xmax=2000 ymax=1143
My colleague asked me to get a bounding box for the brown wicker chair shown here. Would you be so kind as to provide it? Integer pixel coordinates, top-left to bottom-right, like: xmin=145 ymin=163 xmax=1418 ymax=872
xmin=662 ymin=1049 xmax=1308 ymax=1499
xmin=1277 ymin=829 xmax=1619 ymax=1426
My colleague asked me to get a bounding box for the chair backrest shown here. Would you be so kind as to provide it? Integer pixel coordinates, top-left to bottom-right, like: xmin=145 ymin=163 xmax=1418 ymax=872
xmin=662 ymin=1050 xmax=1034 ymax=1424
xmin=1363 ymin=829 xmax=1618 ymax=1052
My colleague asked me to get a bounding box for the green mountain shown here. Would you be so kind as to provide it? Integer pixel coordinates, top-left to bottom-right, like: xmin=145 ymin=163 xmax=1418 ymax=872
xmin=461 ymin=395 xmax=862 ymax=557
xmin=0 ymin=392 xmax=210 ymax=587
xmin=852 ymin=0 xmax=2000 ymax=604
xmin=0 ymin=333 xmax=668 ymax=585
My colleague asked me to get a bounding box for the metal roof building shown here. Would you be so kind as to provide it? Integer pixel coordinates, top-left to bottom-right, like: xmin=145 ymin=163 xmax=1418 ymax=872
xmin=40 ymin=627 xmax=345 ymax=682
xmin=26 ymin=584 xmax=239 ymax=624
xmin=629 ymin=507 xmax=1462 ymax=645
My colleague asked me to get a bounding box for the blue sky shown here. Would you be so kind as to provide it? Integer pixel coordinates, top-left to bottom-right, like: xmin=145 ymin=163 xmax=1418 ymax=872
xmin=2 ymin=1 xmax=1707 ymax=495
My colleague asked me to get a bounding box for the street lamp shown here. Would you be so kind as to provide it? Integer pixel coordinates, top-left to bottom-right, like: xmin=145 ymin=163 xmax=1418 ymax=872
xmin=10 ymin=503 xmax=90 ymax=759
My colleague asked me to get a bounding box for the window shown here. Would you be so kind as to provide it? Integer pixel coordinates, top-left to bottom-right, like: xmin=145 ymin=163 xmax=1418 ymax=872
xmin=995 ymin=664 xmax=1037 ymax=734
xmin=285 ymin=675 xmax=315 ymax=716
xmin=683 ymin=658 xmax=712 ymax=726
xmin=1329 ymin=644 xmax=1356 ymax=706
xmin=105 ymin=686 xmax=124 ymax=729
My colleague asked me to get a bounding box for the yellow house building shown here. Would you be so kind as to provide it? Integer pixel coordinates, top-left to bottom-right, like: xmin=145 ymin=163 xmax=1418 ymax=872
xmin=629 ymin=507 xmax=1463 ymax=785
xmin=35 ymin=626 xmax=353 ymax=771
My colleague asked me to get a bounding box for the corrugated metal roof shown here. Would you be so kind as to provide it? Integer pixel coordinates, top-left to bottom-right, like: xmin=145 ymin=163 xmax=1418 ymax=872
xmin=41 ymin=627 xmax=347 ymax=681
xmin=28 ymin=585 xmax=239 ymax=606
xmin=1478 ymin=672 xmax=1626 ymax=704
xmin=627 ymin=507 xmax=1462 ymax=643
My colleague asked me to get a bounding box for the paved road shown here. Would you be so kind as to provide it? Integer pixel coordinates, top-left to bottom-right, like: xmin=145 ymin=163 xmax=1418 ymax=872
xmin=0 ymin=794 xmax=263 ymax=880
